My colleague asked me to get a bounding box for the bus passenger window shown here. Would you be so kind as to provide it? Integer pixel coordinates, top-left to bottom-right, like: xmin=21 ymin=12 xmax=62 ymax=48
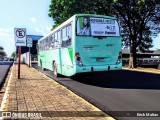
xmin=54 ymin=32 xmax=60 ymax=48
xmin=62 ymin=27 xmax=67 ymax=47
xmin=61 ymin=25 xmax=72 ymax=48
xmin=67 ymin=25 xmax=72 ymax=46
xmin=57 ymin=30 xmax=61 ymax=48
xmin=49 ymin=42 xmax=54 ymax=50
xmin=45 ymin=38 xmax=49 ymax=50
xmin=68 ymin=25 xmax=72 ymax=37
xmin=54 ymin=32 xmax=58 ymax=48
xmin=51 ymin=34 xmax=55 ymax=49
xmin=58 ymin=30 xmax=61 ymax=40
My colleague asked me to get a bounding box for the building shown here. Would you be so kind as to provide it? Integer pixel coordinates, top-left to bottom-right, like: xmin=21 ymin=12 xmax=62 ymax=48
xmin=122 ymin=49 xmax=160 ymax=68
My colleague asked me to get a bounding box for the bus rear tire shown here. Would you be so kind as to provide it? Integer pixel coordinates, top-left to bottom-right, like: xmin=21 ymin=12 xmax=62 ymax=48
xmin=53 ymin=62 xmax=58 ymax=77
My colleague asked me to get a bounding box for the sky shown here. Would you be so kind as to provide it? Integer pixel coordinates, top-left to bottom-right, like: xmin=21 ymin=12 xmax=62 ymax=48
xmin=0 ymin=0 xmax=160 ymax=57
xmin=0 ymin=0 xmax=53 ymax=57
xmin=152 ymin=34 xmax=160 ymax=50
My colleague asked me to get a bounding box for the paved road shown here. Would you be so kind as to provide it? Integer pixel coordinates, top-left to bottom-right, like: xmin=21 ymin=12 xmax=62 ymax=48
xmin=0 ymin=61 xmax=13 ymax=88
xmin=32 ymin=63 xmax=160 ymax=120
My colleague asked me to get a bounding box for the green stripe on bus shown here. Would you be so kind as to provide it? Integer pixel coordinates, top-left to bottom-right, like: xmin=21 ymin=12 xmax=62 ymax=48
xmin=68 ymin=47 xmax=73 ymax=64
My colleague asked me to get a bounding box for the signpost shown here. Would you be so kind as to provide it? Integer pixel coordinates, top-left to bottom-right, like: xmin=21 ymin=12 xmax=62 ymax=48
xmin=14 ymin=28 xmax=26 ymax=79
xmin=27 ymin=38 xmax=33 ymax=68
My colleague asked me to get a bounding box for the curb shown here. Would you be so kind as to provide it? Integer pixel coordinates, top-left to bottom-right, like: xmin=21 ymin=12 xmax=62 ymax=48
xmin=123 ymin=67 xmax=160 ymax=74
xmin=32 ymin=66 xmax=116 ymax=120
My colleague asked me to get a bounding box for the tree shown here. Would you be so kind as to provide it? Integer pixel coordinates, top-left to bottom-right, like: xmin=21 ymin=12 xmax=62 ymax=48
xmin=0 ymin=46 xmax=7 ymax=58
xmin=48 ymin=0 xmax=160 ymax=68
xmin=11 ymin=51 xmax=16 ymax=58
xmin=48 ymin=0 xmax=113 ymax=28
xmin=112 ymin=0 xmax=160 ymax=68
xmin=0 ymin=46 xmax=4 ymax=51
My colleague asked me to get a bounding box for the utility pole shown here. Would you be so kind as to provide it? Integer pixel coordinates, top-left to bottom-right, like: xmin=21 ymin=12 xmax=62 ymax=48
xmin=29 ymin=47 xmax=31 ymax=68
xmin=18 ymin=46 xmax=21 ymax=79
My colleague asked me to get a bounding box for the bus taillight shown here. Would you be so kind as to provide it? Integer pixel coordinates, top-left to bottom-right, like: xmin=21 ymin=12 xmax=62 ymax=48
xmin=75 ymin=52 xmax=80 ymax=57
xmin=75 ymin=52 xmax=83 ymax=66
xmin=76 ymin=57 xmax=81 ymax=61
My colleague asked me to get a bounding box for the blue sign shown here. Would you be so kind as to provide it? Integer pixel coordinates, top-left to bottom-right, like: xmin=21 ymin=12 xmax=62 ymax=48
xmin=27 ymin=38 xmax=33 ymax=47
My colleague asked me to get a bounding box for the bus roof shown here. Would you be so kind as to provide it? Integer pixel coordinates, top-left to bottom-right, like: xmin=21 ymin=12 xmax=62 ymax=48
xmin=74 ymin=14 xmax=116 ymax=19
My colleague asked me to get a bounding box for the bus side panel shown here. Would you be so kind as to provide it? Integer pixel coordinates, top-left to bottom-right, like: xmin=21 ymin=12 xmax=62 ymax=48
xmin=60 ymin=47 xmax=75 ymax=76
xmin=38 ymin=49 xmax=60 ymax=72
xmin=38 ymin=51 xmax=46 ymax=68
xmin=47 ymin=49 xmax=60 ymax=72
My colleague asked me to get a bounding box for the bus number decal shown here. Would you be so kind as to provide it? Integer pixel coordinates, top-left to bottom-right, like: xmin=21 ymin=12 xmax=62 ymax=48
xmin=84 ymin=47 xmax=93 ymax=51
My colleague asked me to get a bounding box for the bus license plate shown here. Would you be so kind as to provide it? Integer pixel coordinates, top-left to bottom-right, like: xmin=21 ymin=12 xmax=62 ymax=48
xmin=96 ymin=58 xmax=104 ymax=62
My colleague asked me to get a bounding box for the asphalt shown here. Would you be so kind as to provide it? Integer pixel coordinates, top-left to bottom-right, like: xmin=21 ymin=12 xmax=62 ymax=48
xmin=0 ymin=61 xmax=13 ymax=88
xmin=1 ymin=64 xmax=114 ymax=120
xmin=32 ymin=63 xmax=160 ymax=120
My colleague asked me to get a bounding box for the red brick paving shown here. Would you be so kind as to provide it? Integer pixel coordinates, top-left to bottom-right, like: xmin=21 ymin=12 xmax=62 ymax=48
xmin=1 ymin=64 xmax=114 ymax=120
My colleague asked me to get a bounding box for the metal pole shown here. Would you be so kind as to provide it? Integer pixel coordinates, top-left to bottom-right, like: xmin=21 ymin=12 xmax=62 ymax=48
xmin=18 ymin=46 xmax=21 ymax=79
xmin=29 ymin=47 xmax=30 ymax=68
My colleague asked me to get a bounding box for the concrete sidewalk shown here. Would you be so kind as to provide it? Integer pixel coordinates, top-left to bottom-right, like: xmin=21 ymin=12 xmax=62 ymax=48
xmin=123 ymin=67 xmax=160 ymax=74
xmin=1 ymin=64 xmax=114 ymax=120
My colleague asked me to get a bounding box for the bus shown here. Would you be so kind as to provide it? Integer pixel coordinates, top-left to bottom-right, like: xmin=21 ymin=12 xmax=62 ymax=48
xmin=37 ymin=14 xmax=122 ymax=77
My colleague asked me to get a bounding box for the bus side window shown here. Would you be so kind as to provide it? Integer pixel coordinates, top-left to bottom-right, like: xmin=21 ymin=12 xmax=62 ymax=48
xmin=43 ymin=40 xmax=45 ymax=51
xmin=57 ymin=30 xmax=61 ymax=48
xmin=45 ymin=37 xmax=49 ymax=51
xmin=55 ymin=32 xmax=59 ymax=49
xmin=49 ymin=34 xmax=55 ymax=49
xmin=48 ymin=35 xmax=53 ymax=50
xmin=66 ymin=24 xmax=72 ymax=47
xmin=62 ymin=27 xmax=67 ymax=47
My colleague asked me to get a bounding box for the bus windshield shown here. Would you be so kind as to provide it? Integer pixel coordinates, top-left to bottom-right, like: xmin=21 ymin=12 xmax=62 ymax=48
xmin=76 ymin=16 xmax=120 ymax=37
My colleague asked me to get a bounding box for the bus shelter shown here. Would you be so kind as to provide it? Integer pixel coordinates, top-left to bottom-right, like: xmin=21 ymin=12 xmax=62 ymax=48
xmin=16 ymin=35 xmax=43 ymax=64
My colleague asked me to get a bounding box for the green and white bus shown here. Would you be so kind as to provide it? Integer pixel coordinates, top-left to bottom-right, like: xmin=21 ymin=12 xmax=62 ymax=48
xmin=37 ymin=14 xmax=122 ymax=77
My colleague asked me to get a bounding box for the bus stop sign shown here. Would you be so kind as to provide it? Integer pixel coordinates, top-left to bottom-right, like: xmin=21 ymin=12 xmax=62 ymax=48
xmin=14 ymin=28 xmax=26 ymax=46
xmin=27 ymin=38 xmax=33 ymax=47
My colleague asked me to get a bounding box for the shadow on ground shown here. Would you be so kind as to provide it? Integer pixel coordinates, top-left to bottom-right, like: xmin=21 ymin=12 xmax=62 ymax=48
xmin=73 ymin=70 xmax=160 ymax=90
xmin=32 ymin=63 xmax=160 ymax=90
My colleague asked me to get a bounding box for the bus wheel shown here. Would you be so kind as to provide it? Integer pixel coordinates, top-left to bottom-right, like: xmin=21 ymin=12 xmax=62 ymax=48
xmin=53 ymin=62 xmax=58 ymax=77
